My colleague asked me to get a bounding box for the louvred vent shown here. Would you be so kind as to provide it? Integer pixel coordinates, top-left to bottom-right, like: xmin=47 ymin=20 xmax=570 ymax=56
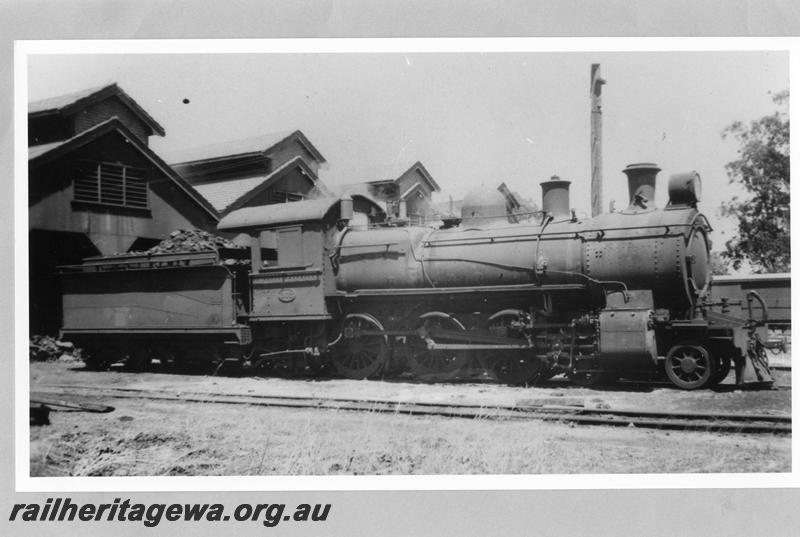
xmin=74 ymin=160 xmax=148 ymax=209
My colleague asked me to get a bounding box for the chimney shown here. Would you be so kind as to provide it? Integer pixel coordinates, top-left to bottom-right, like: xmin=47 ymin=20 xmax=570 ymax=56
xmin=540 ymin=175 xmax=571 ymax=220
xmin=622 ymin=163 xmax=660 ymax=210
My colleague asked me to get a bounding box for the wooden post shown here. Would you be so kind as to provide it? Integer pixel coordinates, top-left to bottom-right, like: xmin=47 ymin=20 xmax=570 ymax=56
xmin=590 ymin=64 xmax=606 ymax=217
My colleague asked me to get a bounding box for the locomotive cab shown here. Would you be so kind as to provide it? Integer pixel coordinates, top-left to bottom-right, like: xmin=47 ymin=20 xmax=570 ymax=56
xmin=218 ymin=196 xmax=384 ymax=321
xmin=215 ymin=195 xmax=386 ymax=375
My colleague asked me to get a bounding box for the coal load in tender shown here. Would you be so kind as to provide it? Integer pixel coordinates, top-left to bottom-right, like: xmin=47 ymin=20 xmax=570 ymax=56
xmin=143 ymin=229 xmax=246 ymax=254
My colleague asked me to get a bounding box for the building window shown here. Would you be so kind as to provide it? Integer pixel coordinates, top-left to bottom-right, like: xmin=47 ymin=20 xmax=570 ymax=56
xmin=269 ymin=190 xmax=303 ymax=204
xmin=73 ymin=160 xmax=148 ymax=209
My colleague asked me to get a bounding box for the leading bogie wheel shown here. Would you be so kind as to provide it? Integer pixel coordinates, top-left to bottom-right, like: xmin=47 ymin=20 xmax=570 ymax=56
xmin=329 ymin=315 xmax=388 ymax=379
xmin=709 ymin=356 xmax=732 ymax=386
xmin=664 ymin=343 xmax=716 ymax=390
xmin=490 ymin=351 xmax=544 ymax=386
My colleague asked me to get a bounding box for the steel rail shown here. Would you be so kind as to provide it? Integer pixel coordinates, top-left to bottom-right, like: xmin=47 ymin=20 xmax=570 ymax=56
xmin=35 ymin=384 xmax=791 ymax=435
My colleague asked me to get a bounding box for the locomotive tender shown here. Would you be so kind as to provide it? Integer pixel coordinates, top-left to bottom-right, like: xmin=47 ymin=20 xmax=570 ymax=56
xmin=60 ymin=163 xmax=774 ymax=390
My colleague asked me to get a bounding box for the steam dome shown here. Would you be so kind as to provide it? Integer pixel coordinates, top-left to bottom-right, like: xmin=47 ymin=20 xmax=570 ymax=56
xmin=460 ymin=186 xmax=508 ymax=226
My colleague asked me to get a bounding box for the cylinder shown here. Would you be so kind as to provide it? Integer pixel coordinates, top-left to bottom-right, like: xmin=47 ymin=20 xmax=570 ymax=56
xmin=622 ymin=163 xmax=660 ymax=209
xmin=540 ymin=175 xmax=571 ymax=220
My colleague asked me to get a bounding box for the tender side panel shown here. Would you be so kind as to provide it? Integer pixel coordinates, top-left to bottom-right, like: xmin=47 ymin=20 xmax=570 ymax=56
xmin=61 ymin=265 xmax=237 ymax=331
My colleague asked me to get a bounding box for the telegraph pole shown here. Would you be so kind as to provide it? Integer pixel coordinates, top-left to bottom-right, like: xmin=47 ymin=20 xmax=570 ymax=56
xmin=590 ymin=64 xmax=606 ymax=217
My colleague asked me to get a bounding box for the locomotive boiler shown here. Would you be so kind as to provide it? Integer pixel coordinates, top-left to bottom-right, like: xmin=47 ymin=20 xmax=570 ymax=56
xmin=60 ymin=164 xmax=774 ymax=390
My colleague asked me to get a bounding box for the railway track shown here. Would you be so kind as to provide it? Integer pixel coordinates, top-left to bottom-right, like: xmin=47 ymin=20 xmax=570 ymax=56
xmin=32 ymin=384 xmax=791 ymax=435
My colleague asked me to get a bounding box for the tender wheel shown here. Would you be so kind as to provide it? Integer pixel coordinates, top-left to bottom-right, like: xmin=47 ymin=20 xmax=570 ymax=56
xmin=167 ymin=344 xmax=217 ymax=373
xmin=154 ymin=343 xmax=188 ymax=372
xmin=484 ymin=312 xmax=542 ymax=385
xmin=407 ymin=313 xmax=471 ymax=377
xmin=125 ymin=346 xmax=152 ymax=371
xmin=89 ymin=343 xmax=128 ymax=371
xmin=329 ymin=315 xmax=388 ymax=379
xmin=665 ymin=343 xmax=716 ymax=390
xmin=81 ymin=344 xmax=112 ymax=371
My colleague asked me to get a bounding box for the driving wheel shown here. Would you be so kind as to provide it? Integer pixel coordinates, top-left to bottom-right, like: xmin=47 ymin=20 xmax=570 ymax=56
xmin=484 ymin=312 xmax=542 ymax=386
xmin=407 ymin=314 xmax=471 ymax=377
xmin=329 ymin=315 xmax=388 ymax=379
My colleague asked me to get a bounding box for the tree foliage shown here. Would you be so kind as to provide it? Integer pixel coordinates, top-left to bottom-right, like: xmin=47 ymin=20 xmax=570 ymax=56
xmin=709 ymin=251 xmax=730 ymax=276
xmin=720 ymin=90 xmax=790 ymax=273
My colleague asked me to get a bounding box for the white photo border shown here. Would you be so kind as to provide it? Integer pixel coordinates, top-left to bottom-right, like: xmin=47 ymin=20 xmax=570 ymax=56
xmin=15 ymin=36 xmax=799 ymax=492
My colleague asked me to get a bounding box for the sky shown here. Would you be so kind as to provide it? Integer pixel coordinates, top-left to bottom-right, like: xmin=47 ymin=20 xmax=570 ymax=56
xmin=26 ymin=48 xmax=788 ymax=253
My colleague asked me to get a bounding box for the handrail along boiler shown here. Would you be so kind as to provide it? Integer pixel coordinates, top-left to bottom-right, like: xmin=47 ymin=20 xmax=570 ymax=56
xmin=60 ymin=164 xmax=773 ymax=389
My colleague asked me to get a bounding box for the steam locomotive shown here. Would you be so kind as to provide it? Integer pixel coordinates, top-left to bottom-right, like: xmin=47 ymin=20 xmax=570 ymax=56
xmin=60 ymin=163 xmax=774 ymax=390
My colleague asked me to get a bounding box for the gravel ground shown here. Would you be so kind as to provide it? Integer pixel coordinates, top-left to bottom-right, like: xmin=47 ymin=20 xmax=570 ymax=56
xmin=29 ymin=361 xmax=791 ymax=476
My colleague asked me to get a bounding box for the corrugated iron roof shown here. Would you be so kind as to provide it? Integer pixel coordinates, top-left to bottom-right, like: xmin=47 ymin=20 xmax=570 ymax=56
xmin=167 ymin=129 xmax=326 ymax=165
xmin=193 ymin=156 xmax=319 ymax=214
xmin=194 ymin=175 xmax=270 ymax=213
xmin=28 ymin=83 xmax=165 ymax=137
xmin=28 ymin=140 xmax=64 ymax=160
xmin=218 ymin=197 xmax=343 ymax=230
xmin=167 ymin=130 xmax=294 ymax=164
xmin=28 ymin=84 xmax=111 ymax=113
xmin=332 ymin=161 xmax=440 ymax=194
